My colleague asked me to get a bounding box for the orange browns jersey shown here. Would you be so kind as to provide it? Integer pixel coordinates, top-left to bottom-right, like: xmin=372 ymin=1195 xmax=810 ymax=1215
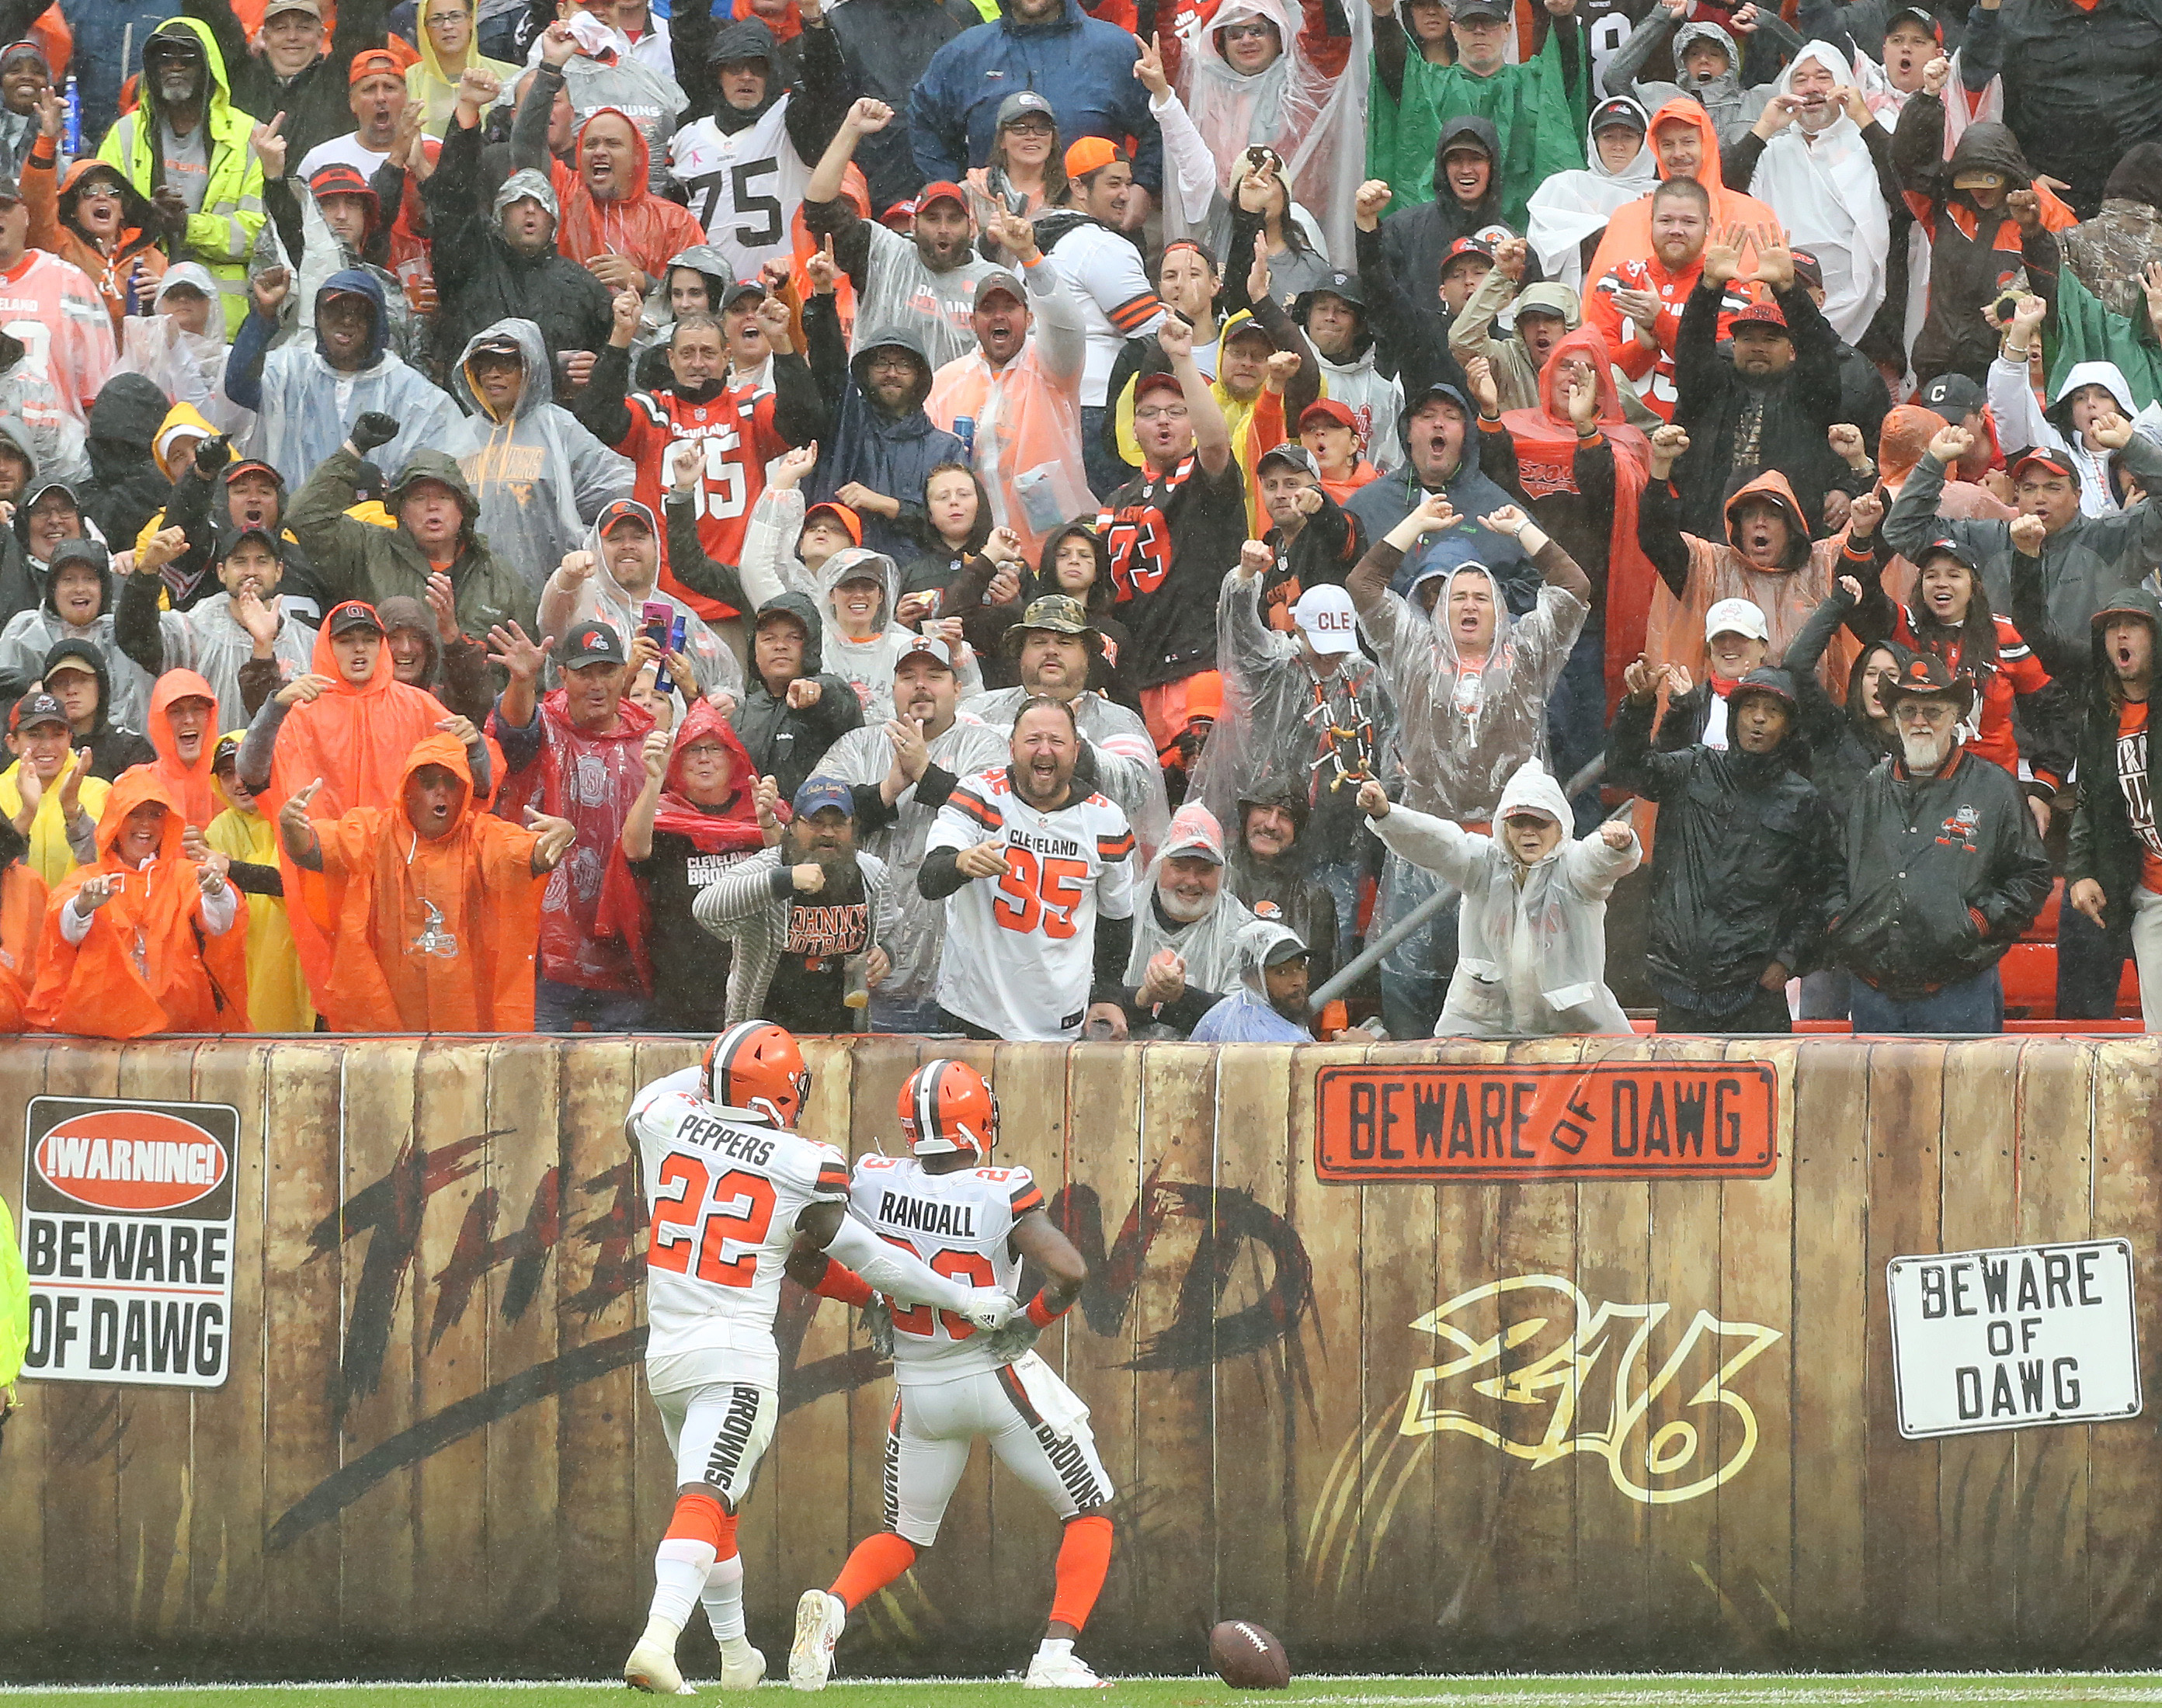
xmin=850 ymin=1153 xmax=1042 ymax=1385
xmin=617 ymin=380 xmax=790 ymax=623
xmin=923 ymin=765 xmax=1137 ymax=1042
xmin=630 ymin=1068 xmax=850 ymax=1390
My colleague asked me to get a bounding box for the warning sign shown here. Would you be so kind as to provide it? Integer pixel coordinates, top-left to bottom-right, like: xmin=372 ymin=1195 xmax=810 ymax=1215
xmin=1887 ymin=1240 xmax=2142 ymax=1439
xmin=1312 ymin=1063 xmax=1778 ymax=1183
xmin=18 ymin=1096 xmax=240 ymax=1389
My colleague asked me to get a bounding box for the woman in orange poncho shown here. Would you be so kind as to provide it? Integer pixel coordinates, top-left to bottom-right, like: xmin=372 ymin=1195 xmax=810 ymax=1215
xmin=248 ymin=600 xmax=455 ymax=1002
xmin=279 ymin=732 xmax=574 ymax=1033
xmin=144 ymin=669 xmax=222 ymax=830
xmin=1872 ymin=401 xmax=2015 ymax=603
xmin=1493 ymin=326 xmax=1654 ymax=714
xmin=26 ymin=769 xmax=249 ymax=1039
xmin=0 ymin=815 xmax=46 ymax=1032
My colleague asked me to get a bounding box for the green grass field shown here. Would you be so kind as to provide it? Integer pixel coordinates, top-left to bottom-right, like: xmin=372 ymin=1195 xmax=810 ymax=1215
xmin=10 ymin=1677 xmax=2162 ymax=1706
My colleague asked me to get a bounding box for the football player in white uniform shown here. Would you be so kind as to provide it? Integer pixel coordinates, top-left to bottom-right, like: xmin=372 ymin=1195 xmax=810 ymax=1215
xmin=623 ymin=1022 xmax=1019 ymax=1696
xmin=784 ymin=1059 xmax=1114 ymax=1692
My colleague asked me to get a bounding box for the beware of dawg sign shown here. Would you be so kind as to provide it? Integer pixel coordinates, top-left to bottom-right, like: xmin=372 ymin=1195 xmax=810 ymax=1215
xmin=1312 ymin=1062 xmax=1778 ymax=1182
xmin=17 ymin=1096 xmax=240 ymax=1389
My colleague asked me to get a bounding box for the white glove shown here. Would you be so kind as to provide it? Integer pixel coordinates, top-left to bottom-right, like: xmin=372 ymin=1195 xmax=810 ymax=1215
xmin=957 ymin=1287 xmax=1020 ymax=1331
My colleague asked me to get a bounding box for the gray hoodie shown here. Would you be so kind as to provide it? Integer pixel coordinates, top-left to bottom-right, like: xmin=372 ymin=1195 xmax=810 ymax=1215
xmin=813 ymin=544 xmax=984 ymax=720
xmin=1603 ymin=17 xmax=1800 ymax=144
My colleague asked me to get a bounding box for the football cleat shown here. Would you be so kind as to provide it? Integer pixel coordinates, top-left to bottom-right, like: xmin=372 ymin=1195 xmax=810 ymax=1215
xmin=788 ymin=1588 xmax=847 ymax=1690
xmin=1024 ymin=1651 xmax=1111 ymax=1689
xmin=624 ymin=1634 xmax=694 ymax=1695
xmin=718 ymin=1639 xmax=766 ymax=1689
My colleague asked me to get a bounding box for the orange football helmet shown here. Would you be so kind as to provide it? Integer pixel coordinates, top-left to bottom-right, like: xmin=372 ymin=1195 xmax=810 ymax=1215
xmin=703 ymin=1021 xmax=811 ymax=1127
xmin=897 ymin=1059 xmax=999 ymax=1158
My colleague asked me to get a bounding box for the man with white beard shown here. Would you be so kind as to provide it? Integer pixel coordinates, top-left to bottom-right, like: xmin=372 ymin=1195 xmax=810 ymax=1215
xmin=1120 ymin=801 xmax=1255 ymax=1038
xmin=1827 ymin=654 xmax=2049 ymax=1034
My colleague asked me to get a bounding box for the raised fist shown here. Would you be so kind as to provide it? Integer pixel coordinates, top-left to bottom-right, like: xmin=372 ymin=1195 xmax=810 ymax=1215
xmin=349 ymin=412 xmax=400 ymax=454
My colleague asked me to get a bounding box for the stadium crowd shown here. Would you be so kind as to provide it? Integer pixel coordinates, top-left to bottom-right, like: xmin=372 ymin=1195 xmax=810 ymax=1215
xmin=0 ymin=0 xmax=2160 ymax=1041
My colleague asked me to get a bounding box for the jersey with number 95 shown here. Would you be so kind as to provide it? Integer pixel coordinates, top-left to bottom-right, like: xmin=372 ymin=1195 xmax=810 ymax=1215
xmin=925 ymin=765 xmax=1135 ymax=1041
xmin=631 ymin=1071 xmax=850 ymax=1389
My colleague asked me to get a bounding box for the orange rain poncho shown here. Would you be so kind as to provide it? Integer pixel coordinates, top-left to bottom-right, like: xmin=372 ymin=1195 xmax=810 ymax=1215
xmin=144 ymin=668 xmax=223 ymax=830
xmin=315 ymin=734 xmax=545 ymax=1033
xmin=0 ymin=859 xmax=47 ymax=1032
xmin=26 ymin=769 xmax=250 ymax=1038
xmin=554 ymin=108 xmax=707 ymax=291
xmin=1583 ymin=99 xmax=1781 ymax=302
xmin=262 ymin=612 xmax=450 ymax=999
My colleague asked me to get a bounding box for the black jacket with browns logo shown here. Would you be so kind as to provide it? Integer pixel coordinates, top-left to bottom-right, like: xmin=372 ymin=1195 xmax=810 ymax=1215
xmin=1827 ymin=741 xmax=2052 ymax=998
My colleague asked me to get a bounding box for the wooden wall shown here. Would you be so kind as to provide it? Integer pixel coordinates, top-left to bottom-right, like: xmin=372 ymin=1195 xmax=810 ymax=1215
xmin=2 ymin=1034 xmax=2159 ymax=1678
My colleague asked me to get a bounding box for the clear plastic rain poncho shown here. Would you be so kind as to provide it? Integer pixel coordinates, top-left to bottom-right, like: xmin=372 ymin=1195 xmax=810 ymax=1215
xmin=442 ymin=316 xmax=635 ymax=591
xmin=1194 ymin=570 xmax=1392 ymax=837
xmin=809 ymin=712 xmax=1010 ymax=1012
xmin=544 ymin=497 xmax=744 ymax=712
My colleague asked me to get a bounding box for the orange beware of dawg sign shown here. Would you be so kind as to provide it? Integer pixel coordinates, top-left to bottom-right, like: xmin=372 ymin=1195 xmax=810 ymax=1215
xmin=1313 ymin=1062 xmax=1778 ymax=1183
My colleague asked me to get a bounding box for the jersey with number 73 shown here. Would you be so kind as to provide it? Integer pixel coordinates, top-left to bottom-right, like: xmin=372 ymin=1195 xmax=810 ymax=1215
xmin=925 ymin=765 xmax=1136 ymax=1041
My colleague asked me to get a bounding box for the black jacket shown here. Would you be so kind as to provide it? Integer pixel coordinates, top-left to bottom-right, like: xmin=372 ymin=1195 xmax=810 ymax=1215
xmin=189 ymin=0 xmax=390 ymax=168
xmin=144 ymin=456 xmax=328 ymax=617
xmin=1996 ymin=0 xmax=2162 ymax=217
xmin=1673 ymin=279 xmax=1851 ymax=538
xmin=1609 ymin=683 xmax=1844 ymax=1009
xmin=729 ymin=591 xmax=867 ymax=801
xmin=1376 ymin=115 xmax=1517 ymax=312
xmin=41 ymin=637 xmax=154 ymax=783
xmin=1785 ymin=586 xmax=1907 ymax=828
xmin=82 ymin=375 xmax=176 ymax=554
xmin=825 ymin=0 xmax=986 ymax=213
xmin=422 ymin=99 xmax=617 ymax=381
xmin=1257 ymin=484 xmax=1361 ymax=634
xmin=2017 ymin=568 xmax=2162 ymax=929
xmin=1829 ymin=741 xmax=2051 ymax=997
xmin=1892 ymin=108 xmax=2062 ymax=381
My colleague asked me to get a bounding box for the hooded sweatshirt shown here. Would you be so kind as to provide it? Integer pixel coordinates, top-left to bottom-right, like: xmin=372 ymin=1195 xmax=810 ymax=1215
xmin=1294 ymin=273 xmax=1405 ymax=474
xmin=315 ymin=731 xmax=547 ymax=1033
xmin=1892 ymin=107 xmax=2077 ymax=383
xmin=1368 ymin=24 xmax=1587 ymax=250
xmin=143 ymin=668 xmax=224 ymax=831
xmin=408 ymin=0 xmax=520 ymax=137
xmin=40 ymin=637 xmax=154 ymax=783
xmin=1528 ymin=99 xmax=1660 ymax=293
xmin=1604 ymin=16 xmax=1791 ymax=141
xmin=23 ymin=144 xmax=169 ymax=333
xmin=555 ymin=106 xmax=708 ymax=290
xmin=808 ymin=315 xmax=968 ymax=563
xmin=443 ymin=317 xmax=636 ymax=588
xmin=26 ymin=766 xmax=249 ymax=1038
xmin=811 ymin=543 xmax=985 ymax=720
xmin=2049 ymin=585 xmax=2162 ymax=929
xmin=1347 ymin=381 xmax=1537 ymax=606
xmin=1369 ymin=758 xmax=1642 ymax=1036
xmin=94 ymin=16 xmax=266 ymax=337
xmin=1374 ymin=115 xmax=1537 ymax=310
xmin=1985 ymin=357 xmax=2150 ymax=516
xmin=732 ymin=590 xmax=867 ymax=802
xmin=226 ymin=269 xmax=464 ymax=493
xmin=82 ymin=375 xmax=175 ymax=553
xmin=0 ymin=543 xmax=151 ymax=734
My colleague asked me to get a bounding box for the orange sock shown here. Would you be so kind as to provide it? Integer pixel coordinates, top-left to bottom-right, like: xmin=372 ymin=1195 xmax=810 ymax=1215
xmin=1048 ymin=1515 xmax=1114 ymax=1633
xmin=664 ymin=1488 xmax=727 ymax=1552
xmin=828 ymin=1531 xmax=918 ymax=1610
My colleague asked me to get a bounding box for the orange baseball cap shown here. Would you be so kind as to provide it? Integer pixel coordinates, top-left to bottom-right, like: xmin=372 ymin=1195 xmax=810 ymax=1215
xmin=1064 ymin=136 xmax=1124 ymax=179
xmin=349 ymin=47 xmax=402 ymax=85
xmin=804 ymin=502 xmax=864 ymax=546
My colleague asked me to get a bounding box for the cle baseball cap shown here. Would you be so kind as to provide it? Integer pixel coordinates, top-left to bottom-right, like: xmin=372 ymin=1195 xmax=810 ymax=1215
xmin=1289 ymin=583 xmax=1360 ymax=655
xmin=1705 ymin=597 xmax=1770 ymax=641
xmin=563 ymin=620 xmax=627 ymax=666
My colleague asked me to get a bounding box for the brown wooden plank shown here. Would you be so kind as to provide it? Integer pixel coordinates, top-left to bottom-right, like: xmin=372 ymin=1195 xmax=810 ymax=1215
xmin=1933 ymin=1036 xmax=2022 ymax=1647
xmin=113 ymin=1041 xmax=203 ymax=1638
xmin=332 ymin=1036 xmax=423 ymax=1644
xmin=1127 ymin=1042 xmax=1217 ymax=1654
xmin=1482 ymin=1037 xmax=1585 ymax=1652
xmin=1208 ymin=1043 xmax=1296 ymax=1637
xmin=0 ymin=1037 xmax=50 ymax=1643
xmin=2011 ymin=1036 xmax=2095 ymax=1658
xmin=482 ymin=1035 xmax=563 ymax=1643
xmin=185 ymin=1042 xmax=270 ymax=1643
xmin=1057 ymin=1040 xmax=1143 ymax=1656
xmin=2083 ymin=1036 xmax=2162 ymax=1658
xmin=1573 ymin=1148 xmax=1651 ymax=1654
xmin=38 ymin=1041 xmax=125 ymax=1637
xmin=1281 ymin=1040 xmax=1376 ymax=1657
xmin=1712 ymin=1036 xmax=1798 ymax=1661
xmin=259 ymin=1041 xmax=346 ymax=1637
xmin=1859 ymin=1040 xmax=1946 ymax=1649
xmin=1787 ymin=1038 xmax=1870 ymax=1647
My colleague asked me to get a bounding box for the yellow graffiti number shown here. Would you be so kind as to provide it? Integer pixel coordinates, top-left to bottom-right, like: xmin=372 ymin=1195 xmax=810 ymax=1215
xmin=1397 ymin=1273 xmax=1781 ymax=1505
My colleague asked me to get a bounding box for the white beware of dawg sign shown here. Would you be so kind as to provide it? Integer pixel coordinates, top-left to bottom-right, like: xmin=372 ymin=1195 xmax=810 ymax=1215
xmin=17 ymin=1095 xmax=240 ymax=1390
xmin=1887 ymin=1239 xmax=2142 ymax=1440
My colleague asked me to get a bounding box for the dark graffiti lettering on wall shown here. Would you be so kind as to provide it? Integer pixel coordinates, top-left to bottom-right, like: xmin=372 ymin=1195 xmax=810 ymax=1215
xmin=266 ymin=1135 xmax=1314 ymax=1551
